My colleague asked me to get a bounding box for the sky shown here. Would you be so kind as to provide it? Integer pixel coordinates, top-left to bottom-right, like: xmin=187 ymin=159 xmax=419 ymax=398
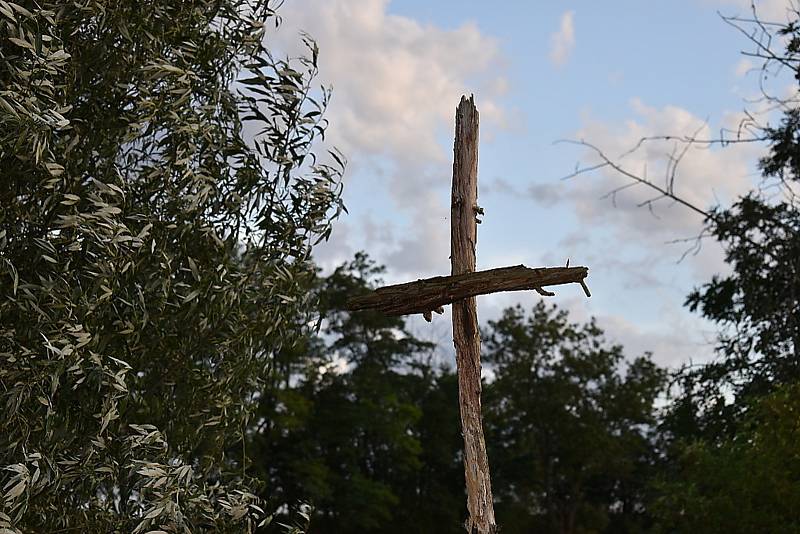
xmin=272 ymin=0 xmax=796 ymax=369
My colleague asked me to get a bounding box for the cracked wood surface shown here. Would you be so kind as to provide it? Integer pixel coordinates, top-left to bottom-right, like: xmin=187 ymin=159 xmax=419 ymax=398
xmin=345 ymin=265 xmax=589 ymax=317
xmin=449 ymin=95 xmax=496 ymax=534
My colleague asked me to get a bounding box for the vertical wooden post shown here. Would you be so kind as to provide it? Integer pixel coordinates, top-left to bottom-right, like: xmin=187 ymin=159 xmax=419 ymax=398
xmin=451 ymin=95 xmax=496 ymax=534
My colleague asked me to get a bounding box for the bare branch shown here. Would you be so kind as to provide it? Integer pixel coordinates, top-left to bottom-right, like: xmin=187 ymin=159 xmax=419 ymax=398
xmin=346 ymin=265 xmax=590 ymax=317
xmin=558 ymin=139 xmax=714 ymax=222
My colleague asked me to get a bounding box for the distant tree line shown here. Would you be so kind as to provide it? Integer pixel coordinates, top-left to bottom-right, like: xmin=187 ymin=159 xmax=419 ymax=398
xmin=247 ymin=253 xmax=665 ymax=533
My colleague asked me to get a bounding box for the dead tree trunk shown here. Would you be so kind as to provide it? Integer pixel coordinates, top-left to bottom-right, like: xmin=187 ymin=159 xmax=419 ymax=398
xmin=451 ymin=95 xmax=496 ymax=534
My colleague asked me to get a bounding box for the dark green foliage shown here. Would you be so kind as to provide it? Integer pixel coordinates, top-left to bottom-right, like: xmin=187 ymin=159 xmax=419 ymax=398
xmin=250 ymin=253 xmax=461 ymax=533
xmin=483 ymin=303 xmax=666 ymax=534
xmin=685 ymin=195 xmax=800 ymax=404
xmin=679 ymin=9 xmax=800 ymax=409
xmin=411 ymin=370 xmax=466 ymax=531
xmin=652 ymin=383 xmax=800 ymax=533
xmin=0 ymin=1 xmax=342 ymax=531
xmin=652 ymin=8 xmax=800 ymax=531
xmin=659 ymin=9 xmax=800 ymax=436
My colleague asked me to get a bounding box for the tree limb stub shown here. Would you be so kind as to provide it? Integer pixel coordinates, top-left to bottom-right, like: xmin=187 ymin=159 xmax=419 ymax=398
xmin=345 ymin=265 xmax=589 ymax=317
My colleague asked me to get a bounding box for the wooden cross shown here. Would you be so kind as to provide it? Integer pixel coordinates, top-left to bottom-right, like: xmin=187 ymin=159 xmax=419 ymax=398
xmin=347 ymin=95 xmax=590 ymax=534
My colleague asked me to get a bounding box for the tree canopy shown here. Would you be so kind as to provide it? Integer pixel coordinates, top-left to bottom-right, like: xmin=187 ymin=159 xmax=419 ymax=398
xmin=483 ymin=303 xmax=665 ymax=533
xmin=0 ymin=1 xmax=342 ymax=531
xmin=572 ymin=5 xmax=800 ymax=532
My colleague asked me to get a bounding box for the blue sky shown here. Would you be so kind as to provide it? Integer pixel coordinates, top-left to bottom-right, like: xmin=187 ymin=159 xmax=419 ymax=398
xmin=274 ymin=0 xmax=794 ymax=367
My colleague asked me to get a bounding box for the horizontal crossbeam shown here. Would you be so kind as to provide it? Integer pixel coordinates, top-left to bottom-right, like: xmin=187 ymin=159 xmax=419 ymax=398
xmin=346 ymin=265 xmax=590 ymax=317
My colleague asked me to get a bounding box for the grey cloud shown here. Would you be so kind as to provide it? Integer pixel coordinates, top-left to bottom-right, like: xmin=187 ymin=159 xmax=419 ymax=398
xmin=362 ymin=214 xmax=396 ymax=250
xmin=527 ymin=182 xmax=564 ymax=206
xmin=385 ymin=188 xmax=451 ymax=279
xmin=312 ymin=221 xmax=356 ymax=272
xmin=595 ymin=312 xmax=717 ymax=369
xmin=480 ymin=177 xmax=519 ymax=196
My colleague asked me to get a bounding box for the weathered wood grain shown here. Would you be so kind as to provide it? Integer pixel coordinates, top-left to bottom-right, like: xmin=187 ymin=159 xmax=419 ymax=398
xmin=346 ymin=265 xmax=589 ymax=316
xmin=450 ymin=95 xmax=496 ymax=534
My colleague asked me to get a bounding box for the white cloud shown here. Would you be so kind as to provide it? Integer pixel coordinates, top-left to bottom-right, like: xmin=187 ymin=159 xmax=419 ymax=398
xmin=712 ymin=0 xmax=797 ymax=22
xmin=710 ymin=0 xmax=797 ymax=84
xmin=516 ymin=98 xmax=769 ymax=289
xmin=273 ymin=0 xmax=509 ymax=278
xmin=570 ymin=99 xmax=760 ymax=236
xmin=549 ymin=11 xmax=576 ymax=67
xmin=734 ymin=57 xmax=754 ymax=77
xmin=274 ymin=0 xmax=507 ymax=169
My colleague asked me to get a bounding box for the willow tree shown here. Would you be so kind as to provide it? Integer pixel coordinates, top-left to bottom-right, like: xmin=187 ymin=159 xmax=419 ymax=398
xmin=0 ymin=1 xmax=343 ymax=531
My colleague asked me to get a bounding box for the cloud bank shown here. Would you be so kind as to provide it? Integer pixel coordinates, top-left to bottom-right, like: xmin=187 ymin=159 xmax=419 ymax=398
xmin=550 ymin=11 xmax=576 ymax=67
xmin=713 ymin=0 xmax=797 ymax=22
xmin=274 ymin=0 xmax=509 ymax=277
